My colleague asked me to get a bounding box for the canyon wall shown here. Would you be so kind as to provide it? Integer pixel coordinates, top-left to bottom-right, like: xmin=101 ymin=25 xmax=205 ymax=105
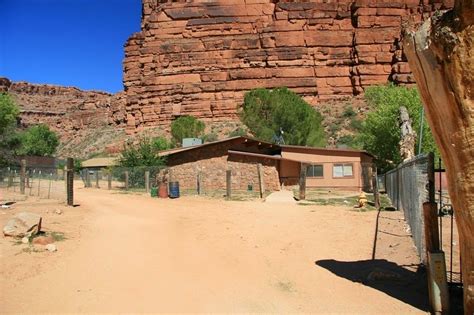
xmin=0 ymin=78 xmax=127 ymax=158
xmin=0 ymin=77 xmax=125 ymax=141
xmin=123 ymin=0 xmax=453 ymax=133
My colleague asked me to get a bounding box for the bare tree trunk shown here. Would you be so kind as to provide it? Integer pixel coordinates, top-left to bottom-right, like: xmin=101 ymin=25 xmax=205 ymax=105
xmin=403 ymin=1 xmax=473 ymax=313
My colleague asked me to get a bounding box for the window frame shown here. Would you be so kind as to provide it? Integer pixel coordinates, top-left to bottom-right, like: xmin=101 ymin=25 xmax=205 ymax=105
xmin=332 ymin=163 xmax=354 ymax=179
xmin=306 ymin=164 xmax=324 ymax=178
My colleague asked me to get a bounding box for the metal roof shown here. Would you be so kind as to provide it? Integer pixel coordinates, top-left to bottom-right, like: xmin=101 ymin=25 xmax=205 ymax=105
xmin=81 ymin=157 xmax=118 ymax=168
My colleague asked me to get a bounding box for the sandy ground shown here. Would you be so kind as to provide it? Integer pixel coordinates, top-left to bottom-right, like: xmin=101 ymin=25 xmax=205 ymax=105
xmin=0 ymin=187 xmax=430 ymax=313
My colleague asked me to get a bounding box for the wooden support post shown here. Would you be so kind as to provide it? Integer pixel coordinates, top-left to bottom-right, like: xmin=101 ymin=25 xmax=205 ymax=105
xmin=107 ymin=173 xmax=112 ymax=190
xmin=424 ymin=202 xmax=440 ymax=253
xmin=226 ymin=169 xmax=231 ymax=199
xmin=257 ymin=163 xmax=264 ymax=199
xmin=7 ymin=171 xmax=13 ymax=188
xmin=372 ymin=166 xmax=380 ymax=209
xmin=37 ymin=170 xmax=41 ymax=197
xmin=125 ymin=170 xmax=129 ymax=191
xmin=20 ymin=159 xmax=26 ymax=194
xmin=85 ymin=171 xmax=90 ymax=188
xmin=95 ymin=171 xmax=100 ymax=188
xmin=48 ymin=173 xmax=52 ymax=199
xmin=66 ymin=158 xmax=74 ymax=206
xmin=427 ymin=152 xmax=436 ymax=203
xmin=299 ymin=163 xmax=306 ymax=201
xmin=197 ymin=171 xmax=202 ymax=195
xmin=396 ymin=166 xmax=400 ymax=210
xmin=423 ymin=201 xmax=449 ymax=314
xmin=145 ymin=170 xmax=150 ymax=193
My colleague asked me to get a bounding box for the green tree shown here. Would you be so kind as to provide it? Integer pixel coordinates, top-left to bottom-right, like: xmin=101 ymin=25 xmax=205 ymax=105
xmin=240 ymin=87 xmax=325 ymax=146
xmin=0 ymin=94 xmax=21 ymax=165
xmin=170 ymin=116 xmax=205 ymax=145
xmin=18 ymin=124 xmax=59 ymax=156
xmin=118 ymin=136 xmax=169 ymax=168
xmin=357 ymin=84 xmax=439 ymax=172
xmin=0 ymin=93 xmax=19 ymax=135
xmin=115 ymin=136 xmax=169 ymax=188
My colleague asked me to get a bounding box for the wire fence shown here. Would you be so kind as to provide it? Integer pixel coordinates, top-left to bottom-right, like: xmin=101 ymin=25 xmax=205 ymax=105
xmin=80 ymin=163 xmax=275 ymax=200
xmin=381 ymin=153 xmax=431 ymax=263
xmin=0 ymin=166 xmax=67 ymax=201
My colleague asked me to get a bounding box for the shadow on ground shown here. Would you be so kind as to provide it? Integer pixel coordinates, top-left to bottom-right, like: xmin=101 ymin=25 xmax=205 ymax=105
xmin=315 ymin=259 xmax=429 ymax=312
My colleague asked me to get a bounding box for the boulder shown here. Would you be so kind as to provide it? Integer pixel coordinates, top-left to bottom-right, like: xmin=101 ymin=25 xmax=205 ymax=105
xmin=3 ymin=212 xmax=42 ymax=237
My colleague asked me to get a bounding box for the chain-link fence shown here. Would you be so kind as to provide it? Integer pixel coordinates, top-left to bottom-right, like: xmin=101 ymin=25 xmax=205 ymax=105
xmin=0 ymin=166 xmax=67 ymax=201
xmin=381 ymin=153 xmax=431 ymax=263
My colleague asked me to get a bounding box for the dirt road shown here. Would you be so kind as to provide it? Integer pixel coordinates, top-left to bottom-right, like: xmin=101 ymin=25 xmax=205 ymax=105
xmin=1 ymin=188 xmax=426 ymax=313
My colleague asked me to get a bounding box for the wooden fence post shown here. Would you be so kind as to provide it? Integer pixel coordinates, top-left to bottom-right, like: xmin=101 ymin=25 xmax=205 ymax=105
xmin=226 ymin=169 xmax=231 ymax=199
xmin=197 ymin=171 xmax=202 ymax=195
xmin=66 ymin=158 xmax=74 ymax=206
xmin=95 ymin=171 xmax=100 ymax=188
xmin=423 ymin=201 xmax=449 ymax=314
xmin=299 ymin=163 xmax=306 ymax=200
xmin=48 ymin=173 xmax=52 ymax=199
xmin=372 ymin=166 xmax=380 ymax=209
xmin=145 ymin=170 xmax=150 ymax=193
xmin=107 ymin=173 xmax=112 ymax=190
xmin=37 ymin=170 xmax=41 ymax=197
xmin=20 ymin=159 xmax=26 ymax=194
xmin=125 ymin=170 xmax=129 ymax=191
xmin=85 ymin=171 xmax=91 ymax=188
xmin=257 ymin=163 xmax=264 ymax=199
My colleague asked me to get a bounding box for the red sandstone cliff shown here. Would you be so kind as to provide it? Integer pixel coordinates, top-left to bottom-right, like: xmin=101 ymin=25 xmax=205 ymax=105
xmin=0 ymin=78 xmax=126 ymax=158
xmin=123 ymin=0 xmax=453 ymax=133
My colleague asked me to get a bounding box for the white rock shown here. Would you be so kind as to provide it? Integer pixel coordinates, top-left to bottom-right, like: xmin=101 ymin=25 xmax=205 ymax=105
xmin=45 ymin=244 xmax=57 ymax=252
xmin=54 ymin=209 xmax=62 ymax=215
xmin=21 ymin=237 xmax=29 ymax=244
xmin=3 ymin=212 xmax=42 ymax=237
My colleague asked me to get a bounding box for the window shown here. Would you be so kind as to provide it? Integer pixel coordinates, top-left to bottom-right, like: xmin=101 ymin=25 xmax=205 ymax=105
xmin=306 ymin=165 xmax=323 ymax=177
xmin=333 ymin=163 xmax=353 ymax=178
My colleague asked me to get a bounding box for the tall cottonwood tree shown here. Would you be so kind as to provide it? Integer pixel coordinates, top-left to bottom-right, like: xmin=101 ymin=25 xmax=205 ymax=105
xmin=404 ymin=1 xmax=473 ymax=312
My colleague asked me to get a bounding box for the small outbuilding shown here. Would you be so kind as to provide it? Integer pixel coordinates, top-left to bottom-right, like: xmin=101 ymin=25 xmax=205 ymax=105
xmin=159 ymin=136 xmax=374 ymax=192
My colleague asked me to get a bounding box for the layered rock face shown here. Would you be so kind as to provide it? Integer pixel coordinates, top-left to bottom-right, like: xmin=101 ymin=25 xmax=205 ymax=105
xmin=123 ymin=0 xmax=453 ymax=132
xmin=0 ymin=78 xmax=126 ymax=142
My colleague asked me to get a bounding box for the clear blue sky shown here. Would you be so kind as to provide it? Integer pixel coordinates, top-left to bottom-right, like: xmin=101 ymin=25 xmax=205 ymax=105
xmin=0 ymin=0 xmax=141 ymax=93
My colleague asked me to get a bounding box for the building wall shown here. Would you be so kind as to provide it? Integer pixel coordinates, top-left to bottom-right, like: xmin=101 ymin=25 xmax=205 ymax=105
xmin=160 ymin=142 xmax=280 ymax=193
xmin=228 ymin=154 xmax=280 ymax=192
xmin=281 ymin=147 xmax=372 ymax=190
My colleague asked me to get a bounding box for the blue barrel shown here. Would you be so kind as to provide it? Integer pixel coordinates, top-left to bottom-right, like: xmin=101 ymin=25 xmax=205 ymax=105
xmin=168 ymin=181 xmax=180 ymax=198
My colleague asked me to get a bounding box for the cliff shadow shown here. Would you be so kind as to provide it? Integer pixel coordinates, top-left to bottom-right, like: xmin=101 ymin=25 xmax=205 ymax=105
xmin=315 ymin=259 xmax=429 ymax=312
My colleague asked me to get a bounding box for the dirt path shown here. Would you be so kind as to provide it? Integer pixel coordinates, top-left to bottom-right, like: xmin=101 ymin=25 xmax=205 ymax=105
xmin=1 ymin=188 xmax=426 ymax=313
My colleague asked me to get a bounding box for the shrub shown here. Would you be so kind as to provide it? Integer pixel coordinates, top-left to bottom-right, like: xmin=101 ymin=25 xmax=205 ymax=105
xmin=342 ymin=105 xmax=357 ymax=118
xmin=170 ymin=116 xmax=205 ymax=145
xmin=202 ymin=132 xmax=218 ymax=143
xmin=228 ymin=127 xmax=247 ymax=137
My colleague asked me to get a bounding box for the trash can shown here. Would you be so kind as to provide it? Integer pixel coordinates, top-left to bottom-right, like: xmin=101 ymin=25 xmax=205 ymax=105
xmin=150 ymin=187 xmax=158 ymax=197
xmin=158 ymin=183 xmax=168 ymax=198
xmin=168 ymin=181 xmax=180 ymax=198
